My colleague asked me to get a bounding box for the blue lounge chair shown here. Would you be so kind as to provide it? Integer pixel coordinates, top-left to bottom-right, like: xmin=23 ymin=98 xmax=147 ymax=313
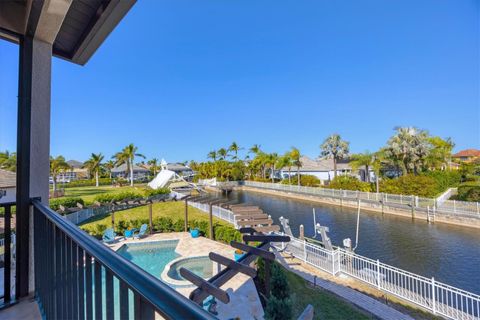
xmin=102 ymin=228 xmax=117 ymax=243
xmin=133 ymin=224 xmax=148 ymax=239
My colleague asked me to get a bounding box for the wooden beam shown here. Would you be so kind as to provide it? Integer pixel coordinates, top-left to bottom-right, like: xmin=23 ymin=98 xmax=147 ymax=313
xmin=231 ymin=206 xmax=260 ymax=212
xmin=208 ymin=253 xmax=257 ymax=278
xmin=233 ymin=210 xmax=265 ymax=216
xmin=235 ymin=214 xmax=269 ymax=220
xmin=253 ymin=225 xmax=280 ymax=233
xmin=243 ymin=235 xmax=290 ymax=243
xmin=236 ymin=219 xmax=273 ymax=227
xmin=230 ymin=241 xmax=275 ymax=261
xmin=179 ymin=268 xmax=229 ymax=304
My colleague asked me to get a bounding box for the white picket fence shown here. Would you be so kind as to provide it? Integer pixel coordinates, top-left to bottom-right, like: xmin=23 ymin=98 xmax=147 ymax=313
xmin=187 ymin=198 xmax=480 ymax=319
xmin=243 ymin=181 xmax=480 ymax=217
xmin=276 ymin=237 xmax=480 ymax=320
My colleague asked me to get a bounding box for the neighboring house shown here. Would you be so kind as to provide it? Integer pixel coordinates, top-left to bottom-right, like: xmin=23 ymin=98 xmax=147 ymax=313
xmin=165 ymin=163 xmax=194 ymax=177
xmin=51 ymin=160 xmax=89 ymax=183
xmin=111 ymin=163 xmax=150 ymax=180
xmin=277 ymin=156 xmax=358 ymax=184
xmin=0 ymin=169 xmax=16 ymax=204
xmin=452 ymin=149 xmax=480 ymax=163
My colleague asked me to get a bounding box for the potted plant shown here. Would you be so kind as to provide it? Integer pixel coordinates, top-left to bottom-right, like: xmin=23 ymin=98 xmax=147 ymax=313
xmin=234 ymin=249 xmax=245 ymax=261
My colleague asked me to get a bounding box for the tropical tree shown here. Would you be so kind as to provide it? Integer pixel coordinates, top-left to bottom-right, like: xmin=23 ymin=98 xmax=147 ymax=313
xmin=275 ymin=154 xmax=291 ymax=184
xmin=104 ymin=160 xmax=115 ymax=179
xmin=207 ymin=150 xmax=217 ymax=162
xmin=217 ymin=148 xmax=228 ymax=161
xmin=384 ymin=127 xmax=429 ymax=175
xmin=83 ymin=153 xmax=104 ymax=187
xmin=50 ymin=155 xmax=70 ymax=191
xmin=228 ymin=142 xmax=242 ymax=160
xmin=426 ymin=136 xmax=455 ymax=170
xmin=0 ymin=151 xmax=16 ymax=172
xmin=249 ymin=144 xmax=261 ymax=155
xmin=148 ymin=158 xmax=160 ymax=175
xmin=113 ymin=144 xmax=145 ymax=186
xmin=290 ymin=147 xmax=302 ymax=186
xmin=265 ymin=153 xmax=279 ymax=182
xmin=320 ymin=134 xmax=350 ymax=178
xmin=349 ymin=151 xmax=374 ymax=183
xmin=371 ymin=150 xmax=386 ymax=193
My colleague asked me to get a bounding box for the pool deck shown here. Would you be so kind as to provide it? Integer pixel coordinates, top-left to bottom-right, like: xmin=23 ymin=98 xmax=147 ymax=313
xmin=108 ymin=232 xmax=265 ymax=320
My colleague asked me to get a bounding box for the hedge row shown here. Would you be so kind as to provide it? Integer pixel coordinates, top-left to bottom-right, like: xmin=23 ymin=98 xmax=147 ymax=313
xmin=456 ymin=183 xmax=480 ymax=202
xmin=49 ymin=197 xmax=85 ymax=211
xmin=93 ymin=188 xmax=170 ymax=203
xmin=64 ymin=178 xmax=115 ymax=188
xmin=82 ymin=216 xmax=242 ymax=245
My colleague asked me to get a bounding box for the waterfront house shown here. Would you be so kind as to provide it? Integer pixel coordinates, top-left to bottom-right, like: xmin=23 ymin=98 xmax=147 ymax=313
xmin=0 ymin=169 xmax=16 ymax=204
xmin=452 ymin=149 xmax=480 ymax=163
xmin=111 ymin=163 xmax=150 ymax=181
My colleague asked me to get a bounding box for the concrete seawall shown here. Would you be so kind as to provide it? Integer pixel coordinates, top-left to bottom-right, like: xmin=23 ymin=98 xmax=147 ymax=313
xmin=236 ymin=186 xmax=480 ymax=230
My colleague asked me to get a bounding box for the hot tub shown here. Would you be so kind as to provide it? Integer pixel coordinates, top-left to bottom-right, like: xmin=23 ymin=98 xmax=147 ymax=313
xmin=161 ymin=256 xmax=217 ymax=287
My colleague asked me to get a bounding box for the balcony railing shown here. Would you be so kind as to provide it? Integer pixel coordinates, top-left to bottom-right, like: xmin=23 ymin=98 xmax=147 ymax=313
xmin=32 ymin=199 xmax=215 ymax=319
xmin=0 ymin=202 xmax=15 ymax=307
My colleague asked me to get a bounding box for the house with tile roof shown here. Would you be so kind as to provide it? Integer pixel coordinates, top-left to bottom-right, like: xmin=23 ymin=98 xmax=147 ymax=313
xmin=452 ymin=149 xmax=480 ymax=163
xmin=0 ymin=169 xmax=16 ymax=204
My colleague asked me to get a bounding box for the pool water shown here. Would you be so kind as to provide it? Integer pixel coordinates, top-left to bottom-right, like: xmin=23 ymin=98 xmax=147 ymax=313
xmin=117 ymin=240 xmax=180 ymax=278
xmin=167 ymin=256 xmax=214 ymax=281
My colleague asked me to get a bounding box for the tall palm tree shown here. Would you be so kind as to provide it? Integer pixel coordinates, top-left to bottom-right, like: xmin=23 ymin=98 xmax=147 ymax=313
xmin=148 ymin=158 xmax=160 ymax=175
xmin=290 ymin=147 xmax=302 ymax=186
xmin=320 ymin=134 xmax=350 ymax=178
xmin=50 ymin=155 xmax=70 ymax=192
xmin=265 ymin=153 xmax=279 ymax=182
xmin=207 ymin=150 xmax=217 ymax=162
xmin=385 ymin=127 xmax=429 ymax=175
xmin=426 ymin=136 xmax=455 ymax=170
xmin=113 ymin=144 xmax=145 ymax=186
xmin=217 ymin=148 xmax=228 ymax=161
xmin=229 ymin=142 xmax=242 ymax=160
xmin=83 ymin=153 xmax=104 ymax=187
xmin=249 ymin=144 xmax=261 ymax=155
xmin=371 ymin=150 xmax=386 ymax=193
xmin=104 ymin=160 xmax=115 ymax=179
xmin=349 ymin=151 xmax=373 ymax=183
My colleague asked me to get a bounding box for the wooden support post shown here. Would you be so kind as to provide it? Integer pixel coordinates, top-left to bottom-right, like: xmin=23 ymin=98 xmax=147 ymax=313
xmin=111 ymin=210 xmax=115 ymax=229
xmin=411 ymin=195 xmax=415 ymax=220
xmin=265 ymin=259 xmax=271 ymax=298
xmin=209 ymin=204 xmax=214 ymax=240
xmin=184 ymin=198 xmax=188 ymax=232
xmin=149 ymin=203 xmax=153 ymax=234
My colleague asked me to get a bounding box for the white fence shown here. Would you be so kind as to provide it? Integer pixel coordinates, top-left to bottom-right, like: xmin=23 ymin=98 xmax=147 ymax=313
xmin=186 ymin=198 xmax=480 ymax=319
xmin=243 ymin=181 xmax=480 ymax=218
xmin=276 ymin=236 xmax=480 ymax=320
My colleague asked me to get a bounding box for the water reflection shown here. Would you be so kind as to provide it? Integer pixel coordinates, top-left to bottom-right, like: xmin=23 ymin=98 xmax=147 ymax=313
xmin=227 ymin=191 xmax=480 ymax=294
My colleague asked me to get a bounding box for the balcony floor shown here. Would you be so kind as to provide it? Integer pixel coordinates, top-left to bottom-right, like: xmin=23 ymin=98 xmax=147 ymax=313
xmin=0 ymin=298 xmax=41 ymax=320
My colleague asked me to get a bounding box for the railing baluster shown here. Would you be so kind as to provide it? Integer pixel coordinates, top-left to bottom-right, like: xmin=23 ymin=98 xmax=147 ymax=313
xmin=134 ymin=292 xmax=155 ymax=320
xmin=94 ymin=261 xmax=103 ymax=320
xmin=4 ymin=204 xmax=12 ymax=303
xmin=78 ymin=246 xmax=85 ymax=320
xmin=55 ymin=227 xmax=63 ymax=319
xmin=72 ymin=240 xmax=79 ymax=320
xmin=119 ymin=281 xmax=129 ymax=319
xmin=66 ymin=236 xmax=73 ymax=320
xmin=106 ymin=269 xmax=114 ymax=320
xmin=85 ymin=253 xmax=93 ymax=320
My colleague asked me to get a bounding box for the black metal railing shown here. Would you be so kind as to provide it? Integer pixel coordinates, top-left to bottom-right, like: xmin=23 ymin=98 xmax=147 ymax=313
xmin=32 ymin=199 xmax=215 ymax=320
xmin=0 ymin=201 xmax=15 ymax=308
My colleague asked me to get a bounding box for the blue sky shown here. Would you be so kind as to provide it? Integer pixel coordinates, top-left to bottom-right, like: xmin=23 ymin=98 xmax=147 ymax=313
xmin=0 ymin=0 xmax=479 ymax=162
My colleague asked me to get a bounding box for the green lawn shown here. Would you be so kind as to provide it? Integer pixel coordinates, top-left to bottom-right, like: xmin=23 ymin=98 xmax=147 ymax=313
xmin=63 ymin=185 xmax=146 ymax=203
xmin=80 ymin=201 xmax=229 ymax=234
xmin=284 ymin=267 xmax=370 ymax=320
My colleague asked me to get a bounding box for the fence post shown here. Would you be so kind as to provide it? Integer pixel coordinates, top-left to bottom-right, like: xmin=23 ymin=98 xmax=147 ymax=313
xmin=477 ymin=202 xmax=479 ymax=215
xmin=303 ymin=240 xmax=307 ymax=263
xmin=431 ymin=277 xmax=436 ymax=314
xmin=453 ymin=200 xmax=456 ymax=213
xmin=376 ymin=259 xmax=381 ymax=289
xmin=411 ymin=195 xmax=415 ymax=219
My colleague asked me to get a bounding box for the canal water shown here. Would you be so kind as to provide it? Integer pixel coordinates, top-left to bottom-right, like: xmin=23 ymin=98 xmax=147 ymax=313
xmin=227 ymin=190 xmax=480 ymax=295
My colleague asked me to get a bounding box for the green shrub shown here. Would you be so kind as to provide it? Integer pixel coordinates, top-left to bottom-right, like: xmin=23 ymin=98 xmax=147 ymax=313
xmin=94 ymin=191 xmax=143 ymax=203
xmin=143 ymin=187 xmax=170 ymax=197
xmin=424 ymin=171 xmax=462 ymax=194
xmin=328 ymin=175 xmax=372 ymax=192
xmin=49 ymin=197 xmax=85 ymax=211
xmin=282 ymin=175 xmax=321 ymax=187
xmin=457 ymin=182 xmax=480 ymax=202
xmin=264 ymin=295 xmax=292 ymax=320
xmin=214 ymin=225 xmax=242 ymax=244
xmin=380 ymin=175 xmax=438 ymax=197
xmin=65 ymin=178 xmax=114 ymax=188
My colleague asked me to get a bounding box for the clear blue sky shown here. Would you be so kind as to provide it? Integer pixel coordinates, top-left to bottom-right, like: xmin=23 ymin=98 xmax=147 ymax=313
xmin=1 ymin=0 xmax=479 ymax=162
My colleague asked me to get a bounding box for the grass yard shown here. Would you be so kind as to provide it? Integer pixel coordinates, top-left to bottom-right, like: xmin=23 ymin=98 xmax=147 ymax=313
xmin=80 ymin=201 xmax=229 ymax=233
xmin=284 ymin=268 xmax=370 ymax=320
xmin=63 ymin=185 xmax=146 ymax=203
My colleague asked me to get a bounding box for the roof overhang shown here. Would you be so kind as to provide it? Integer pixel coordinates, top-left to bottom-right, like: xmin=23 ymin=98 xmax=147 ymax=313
xmin=0 ymin=0 xmax=136 ymax=65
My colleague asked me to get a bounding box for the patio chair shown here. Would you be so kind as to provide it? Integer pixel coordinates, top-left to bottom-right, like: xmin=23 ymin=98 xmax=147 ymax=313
xmin=102 ymin=228 xmax=117 ymax=243
xmin=133 ymin=224 xmax=148 ymax=239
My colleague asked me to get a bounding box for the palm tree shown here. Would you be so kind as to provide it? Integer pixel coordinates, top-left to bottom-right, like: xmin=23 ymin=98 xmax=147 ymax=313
xmin=290 ymin=147 xmax=302 ymax=186
xmin=371 ymin=150 xmax=386 ymax=193
xmin=207 ymin=150 xmax=217 ymax=162
xmin=229 ymin=142 xmax=242 ymax=160
xmin=265 ymin=153 xmax=279 ymax=182
xmin=217 ymin=148 xmax=228 ymax=161
xmin=320 ymin=134 xmax=350 ymax=178
xmin=349 ymin=151 xmax=373 ymax=183
xmin=385 ymin=127 xmax=429 ymax=175
xmin=104 ymin=160 xmax=115 ymax=179
xmin=50 ymin=155 xmax=70 ymax=192
xmin=426 ymin=136 xmax=455 ymax=170
xmin=249 ymin=144 xmax=261 ymax=155
xmin=113 ymin=144 xmax=145 ymax=186
xmin=148 ymin=158 xmax=160 ymax=175
xmin=83 ymin=153 xmax=104 ymax=187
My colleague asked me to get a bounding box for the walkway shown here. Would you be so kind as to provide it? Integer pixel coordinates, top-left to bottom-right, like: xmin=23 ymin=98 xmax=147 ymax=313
xmin=274 ymin=251 xmax=415 ymax=320
xmin=0 ymin=298 xmax=41 ymax=320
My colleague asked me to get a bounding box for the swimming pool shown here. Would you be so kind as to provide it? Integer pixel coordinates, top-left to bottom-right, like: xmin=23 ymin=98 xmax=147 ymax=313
xmin=116 ymin=240 xmax=180 ymax=279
